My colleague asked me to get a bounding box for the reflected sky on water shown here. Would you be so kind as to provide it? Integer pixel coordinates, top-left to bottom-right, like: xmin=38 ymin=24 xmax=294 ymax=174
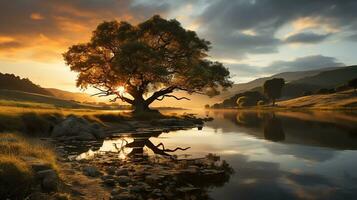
xmin=82 ymin=110 xmax=357 ymax=200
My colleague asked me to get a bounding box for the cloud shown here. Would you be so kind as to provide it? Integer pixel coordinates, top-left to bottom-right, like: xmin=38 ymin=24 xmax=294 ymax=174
xmin=197 ymin=0 xmax=357 ymax=59
xmin=267 ymin=55 xmax=345 ymax=72
xmin=0 ymin=0 xmax=174 ymax=61
xmin=285 ymin=32 xmax=331 ymax=44
xmin=346 ymin=33 xmax=357 ymax=42
xmin=0 ymin=0 xmax=357 ymax=65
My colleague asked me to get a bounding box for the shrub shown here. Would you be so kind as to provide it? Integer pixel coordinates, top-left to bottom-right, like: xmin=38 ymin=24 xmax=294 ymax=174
xmin=236 ymin=96 xmax=249 ymax=107
xmin=302 ymin=91 xmax=313 ymax=96
xmin=316 ymin=88 xmax=335 ymax=94
xmin=0 ymin=155 xmax=34 ymax=199
xmin=257 ymin=100 xmax=265 ymax=106
xmin=335 ymin=84 xmax=351 ymax=92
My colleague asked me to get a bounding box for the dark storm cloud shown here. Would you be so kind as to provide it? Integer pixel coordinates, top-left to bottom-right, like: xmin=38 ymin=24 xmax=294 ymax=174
xmin=285 ymin=32 xmax=331 ymax=44
xmin=346 ymin=33 xmax=357 ymax=42
xmin=227 ymin=55 xmax=345 ymax=78
xmin=197 ymin=0 xmax=357 ymax=58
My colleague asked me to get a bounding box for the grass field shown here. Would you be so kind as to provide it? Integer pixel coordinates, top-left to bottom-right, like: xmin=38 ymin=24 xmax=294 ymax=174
xmin=0 ymin=133 xmax=58 ymax=198
xmin=277 ymin=89 xmax=357 ymax=109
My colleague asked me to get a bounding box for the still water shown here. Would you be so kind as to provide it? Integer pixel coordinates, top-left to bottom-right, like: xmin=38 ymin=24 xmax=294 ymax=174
xmin=83 ymin=110 xmax=357 ymax=200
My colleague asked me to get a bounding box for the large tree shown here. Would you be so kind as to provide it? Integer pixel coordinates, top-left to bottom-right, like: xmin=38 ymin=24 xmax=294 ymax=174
xmin=63 ymin=15 xmax=232 ymax=113
xmin=263 ymin=78 xmax=285 ymax=106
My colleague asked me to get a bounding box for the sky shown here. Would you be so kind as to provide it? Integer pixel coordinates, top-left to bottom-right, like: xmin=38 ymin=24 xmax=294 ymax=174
xmin=0 ymin=0 xmax=357 ymax=92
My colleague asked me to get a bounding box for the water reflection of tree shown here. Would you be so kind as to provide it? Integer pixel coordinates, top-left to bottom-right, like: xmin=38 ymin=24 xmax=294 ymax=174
xmin=263 ymin=115 xmax=285 ymax=142
xmin=112 ymin=132 xmax=234 ymax=199
xmin=114 ymin=136 xmax=190 ymax=159
xmin=228 ymin=111 xmax=286 ymax=142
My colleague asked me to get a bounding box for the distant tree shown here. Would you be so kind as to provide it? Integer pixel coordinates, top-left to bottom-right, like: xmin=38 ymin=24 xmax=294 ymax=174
xmin=348 ymin=78 xmax=357 ymax=92
xmin=264 ymin=116 xmax=285 ymax=142
xmin=257 ymin=100 xmax=265 ymax=106
xmin=316 ymin=88 xmax=335 ymax=94
xmin=63 ymin=15 xmax=232 ymax=113
xmin=263 ymin=78 xmax=285 ymax=106
xmin=204 ymin=104 xmax=210 ymax=109
xmin=302 ymin=91 xmax=312 ymax=96
xmin=236 ymin=96 xmax=249 ymax=107
xmin=335 ymin=84 xmax=350 ymax=92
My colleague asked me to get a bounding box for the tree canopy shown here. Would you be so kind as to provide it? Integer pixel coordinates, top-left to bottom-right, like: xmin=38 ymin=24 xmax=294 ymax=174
xmin=263 ymin=78 xmax=285 ymax=106
xmin=348 ymin=78 xmax=357 ymax=91
xmin=63 ymin=15 xmax=232 ymax=112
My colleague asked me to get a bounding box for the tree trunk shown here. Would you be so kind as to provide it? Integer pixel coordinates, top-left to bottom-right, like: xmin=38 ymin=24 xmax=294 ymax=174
xmin=132 ymin=98 xmax=150 ymax=113
xmin=132 ymin=97 xmax=159 ymax=114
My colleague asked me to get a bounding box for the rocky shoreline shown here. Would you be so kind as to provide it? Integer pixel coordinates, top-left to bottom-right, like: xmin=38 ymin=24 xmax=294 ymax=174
xmin=23 ymin=114 xmax=233 ymax=200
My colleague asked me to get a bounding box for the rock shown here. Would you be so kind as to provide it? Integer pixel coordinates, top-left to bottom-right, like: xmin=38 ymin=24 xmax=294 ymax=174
xmin=103 ymin=179 xmax=116 ymax=187
xmin=145 ymin=174 xmax=161 ymax=185
xmin=177 ymin=187 xmax=200 ymax=193
xmin=41 ymin=170 xmax=59 ymax=192
xmin=111 ymin=187 xmax=126 ymax=196
xmin=117 ymin=175 xmax=131 ymax=186
xmin=151 ymin=189 xmax=162 ymax=197
xmin=83 ymin=166 xmax=101 ymax=177
xmin=110 ymin=192 xmax=135 ymax=200
xmin=151 ymin=119 xmax=195 ymax=127
xmin=36 ymin=169 xmax=57 ymax=179
xmin=116 ymin=168 xmax=129 ymax=176
xmin=51 ymin=115 xmax=104 ymax=140
xmin=106 ymin=166 xmax=117 ymax=175
xmin=129 ymin=184 xmax=145 ymax=193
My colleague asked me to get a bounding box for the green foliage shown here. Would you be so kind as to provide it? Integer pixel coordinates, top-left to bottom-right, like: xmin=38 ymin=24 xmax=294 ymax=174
xmin=63 ymin=15 xmax=232 ymax=111
xmin=263 ymin=78 xmax=285 ymax=105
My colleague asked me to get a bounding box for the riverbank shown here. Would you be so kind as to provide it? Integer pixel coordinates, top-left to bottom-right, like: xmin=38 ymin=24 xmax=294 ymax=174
xmin=0 ymin=105 xmax=228 ymax=199
xmin=208 ymin=89 xmax=357 ymax=111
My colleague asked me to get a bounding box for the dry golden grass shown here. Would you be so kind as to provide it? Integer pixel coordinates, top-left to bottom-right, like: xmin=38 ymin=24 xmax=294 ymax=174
xmin=0 ymin=133 xmax=58 ymax=170
xmin=0 ymin=133 xmax=58 ymax=198
xmin=278 ymin=89 xmax=357 ymax=109
xmin=0 ymin=154 xmax=34 ymax=198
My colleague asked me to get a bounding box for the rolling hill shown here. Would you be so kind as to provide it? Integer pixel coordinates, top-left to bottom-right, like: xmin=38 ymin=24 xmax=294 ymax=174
xmin=0 ymin=89 xmax=96 ymax=108
xmin=212 ymin=65 xmax=357 ymax=108
xmin=220 ymin=67 xmax=340 ymax=98
xmin=0 ymin=72 xmax=53 ymax=96
xmin=278 ymin=89 xmax=357 ymax=109
xmin=46 ymin=88 xmax=98 ymax=103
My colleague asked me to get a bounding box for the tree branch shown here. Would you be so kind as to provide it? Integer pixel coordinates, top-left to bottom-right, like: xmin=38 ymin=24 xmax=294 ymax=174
xmin=156 ymin=94 xmax=190 ymax=101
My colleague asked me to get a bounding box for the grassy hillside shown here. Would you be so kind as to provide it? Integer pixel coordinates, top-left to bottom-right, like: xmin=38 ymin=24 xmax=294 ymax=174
xmin=0 ymin=73 xmax=52 ymax=96
xmin=212 ymin=66 xmax=357 ymax=108
xmin=292 ymin=65 xmax=357 ymax=88
xmin=278 ymin=89 xmax=357 ymax=109
xmin=221 ymin=67 xmax=339 ymax=98
xmin=46 ymin=88 xmax=98 ymax=103
xmin=0 ymin=89 xmax=100 ymax=109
